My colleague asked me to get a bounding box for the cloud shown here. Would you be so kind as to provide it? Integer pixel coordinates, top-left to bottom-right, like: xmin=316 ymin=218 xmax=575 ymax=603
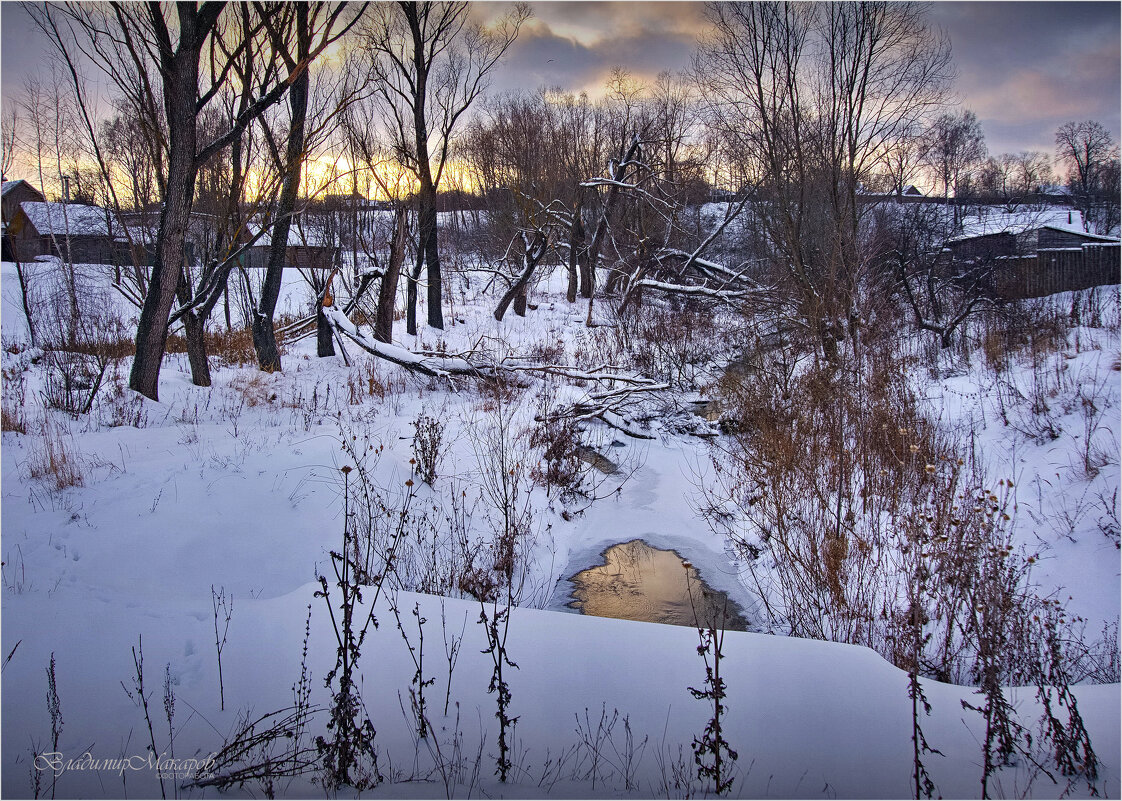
xmin=483 ymin=11 xmax=700 ymax=100
xmin=932 ymin=1 xmax=1121 ymax=153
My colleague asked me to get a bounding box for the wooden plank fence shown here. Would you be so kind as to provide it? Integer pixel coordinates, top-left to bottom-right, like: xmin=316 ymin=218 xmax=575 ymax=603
xmin=990 ymin=243 xmax=1120 ymax=300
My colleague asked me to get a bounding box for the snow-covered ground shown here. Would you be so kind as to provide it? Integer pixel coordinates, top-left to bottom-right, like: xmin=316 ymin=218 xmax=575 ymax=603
xmin=920 ymin=288 xmax=1121 ymax=632
xmin=1 ymin=258 xmax=1118 ymax=799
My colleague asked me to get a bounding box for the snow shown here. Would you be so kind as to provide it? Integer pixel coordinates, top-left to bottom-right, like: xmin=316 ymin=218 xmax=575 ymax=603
xmin=19 ymin=201 xmax=116 ymax=238
xmin=918 ymin=288 xmax=1122 ymax=631
xmin=953 ymin=206 xmax=1117 ymax=240
xmin=1 ymin=259 xmax=1118 ymax=799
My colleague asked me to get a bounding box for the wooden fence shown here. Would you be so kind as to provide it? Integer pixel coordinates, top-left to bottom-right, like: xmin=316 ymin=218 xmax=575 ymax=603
xmin=990 ymin=243 xmax=1120 ymax=300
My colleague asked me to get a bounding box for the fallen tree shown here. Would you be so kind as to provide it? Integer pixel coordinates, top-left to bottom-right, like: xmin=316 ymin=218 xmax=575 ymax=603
xmin=320 ymin=279 xmax=663 ymax=438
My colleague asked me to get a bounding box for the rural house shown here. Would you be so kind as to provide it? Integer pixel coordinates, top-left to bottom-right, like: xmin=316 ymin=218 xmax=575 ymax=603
xmin=241 ymin=217 xmax=339 ymax=271
xmin=1 ymin=180 xmax=46 ymax=261
xmin=5 ymin=199 xmax=126 ymax=265
xmin=945 ymin=208 xmax=1120 ymax=299
xmin=1 ymin=179 xmax=45 ymax=222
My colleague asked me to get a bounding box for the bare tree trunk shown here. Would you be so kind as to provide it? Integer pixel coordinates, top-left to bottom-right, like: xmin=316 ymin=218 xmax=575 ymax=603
xmin=252 ymin=5 xmax=310 ymax=373
xmin=400 ymin=1 xmax=444 ymax=332
xmin=405 ymin=241 xmax=422 ymax=336
xmin=10 ymin=249 xmax=37 ymax=347
xmin=129 ymin=29 xmax=204 ymax=401
xmin=316 ymin=304 xmax=335 ymax=356
xmin=418 ymin=191 xmax=443 ymax=329
xmin=375 ymin=208 xmax=407 ymax=343
xmin=582 ymin=136 xmax=643 ymax=324
xmin=176 ymin=271 xmax=212 ymax=386
xmin=494 ymin=232 xmax=546 ymax=322
xmin=569 ymin=199 xmax=584 ymax=303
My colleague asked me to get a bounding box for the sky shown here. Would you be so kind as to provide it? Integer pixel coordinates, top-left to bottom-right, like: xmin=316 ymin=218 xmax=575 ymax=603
xmin=2 ymin=1 xmax=1119 ymax=168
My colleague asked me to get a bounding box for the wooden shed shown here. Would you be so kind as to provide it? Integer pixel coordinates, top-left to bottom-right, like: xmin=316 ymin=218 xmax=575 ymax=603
xmin=5 ymin=201 xmax=124 ymax=264
xmin=2 ymin=180 xmax=45 ymax=222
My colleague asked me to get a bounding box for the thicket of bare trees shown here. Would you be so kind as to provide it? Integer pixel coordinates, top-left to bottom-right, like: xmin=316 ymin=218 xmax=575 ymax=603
xmin=6 ymin=1 xmax=1117 ymax=396
xmin=695 ymin=2 xmax=954 ymax=361
xmin=349 ymin=1 xmax=527 ymax=334
xmin=30 ymin=2 xmax=361 ymax=397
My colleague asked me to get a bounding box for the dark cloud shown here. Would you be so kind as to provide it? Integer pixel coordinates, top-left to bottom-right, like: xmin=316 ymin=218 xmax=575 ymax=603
xmin=1 ymin=4 xmax=44 ymax=99
xmin=481 ymin=7 xmax=701 ymax=99
xmin=931 ymin=2 xmax=1120 ymax=155
xmin=486 ymin=1 xmax=1120 ymax=157
xmin=2 ymin=1 xmax=1117 ymax=166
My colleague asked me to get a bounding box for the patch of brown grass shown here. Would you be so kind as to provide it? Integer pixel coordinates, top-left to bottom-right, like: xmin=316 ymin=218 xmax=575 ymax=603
xmin=228 ymin=372 xmax=277 ymax=407
xmin=27 ymin=418 xmax=84 ymax=490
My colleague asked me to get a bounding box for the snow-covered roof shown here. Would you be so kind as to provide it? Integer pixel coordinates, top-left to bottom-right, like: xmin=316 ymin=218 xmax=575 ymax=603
xmin=246 ymin=220 xmax=336 ymax=249
xmin=952 ymin=207 xmax=1098 ymax=241
xmin=19 ymin=201 xmax=113 ymax=237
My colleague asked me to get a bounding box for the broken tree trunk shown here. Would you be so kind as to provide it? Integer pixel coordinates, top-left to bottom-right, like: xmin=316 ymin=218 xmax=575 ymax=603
xmin=582 ymin=134 xmax=644 ymax=324
xmin=375 ymin=208 xmax=408 ymax=343
xmin=493 ymin=231 xmax=548 ymax=322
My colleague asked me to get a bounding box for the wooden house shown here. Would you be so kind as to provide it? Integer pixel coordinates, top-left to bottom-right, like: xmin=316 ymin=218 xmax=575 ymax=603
xmin=2 ymin=180 xmax=45 ymax=222
xmin=944 ymin=208 xmax=1120 ymax=299
xmin=5 ymin=200 xmax=126 ymax=265
xmin=241 ymin=219 xmax=339 ymax=270
xmin=2 ymin=181 xmax=47 ymax=261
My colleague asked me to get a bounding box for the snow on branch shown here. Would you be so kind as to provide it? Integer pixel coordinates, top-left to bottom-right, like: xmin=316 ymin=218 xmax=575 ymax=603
xmin=322 ymin=303 xmax=484 ymax=378
xmin=635 ymin=278 xmax=763 ymax=302
xmin=578 ymin=177 xmax=673 ymax=210
xmin=320 ymin=273 xmax=665 ymax=438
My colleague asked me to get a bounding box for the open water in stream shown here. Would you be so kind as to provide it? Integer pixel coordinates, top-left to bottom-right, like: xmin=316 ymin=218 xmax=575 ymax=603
xmin=567 ymin=539 xmax=748 ymax=630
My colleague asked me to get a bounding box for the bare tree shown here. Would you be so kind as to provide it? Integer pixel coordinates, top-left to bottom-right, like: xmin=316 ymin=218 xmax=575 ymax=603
xmin=248 ymin=2 xmax=366 ymax=373
xmin=923 ymin=109 xmax=987 ymax=228
xmin=885 ymin=203 xmax=999 ymax=352
xmin=975 ymin=151 xmax=1054 ymax=209
xmin=696 ymin=1 xmax=953 ymax=361
xmin=1 ymin=107 xmax=16 ymax=181
xmin=17 ymin=71 xmax=83 ymax=347
xmin=1056 ymin=120 xmax=1120 ymax=235
xmin=882 ymin=122 xmax=930 ymax=199
xmin=1009 ymin=151 xmax=1053 ymax=197
xmin=354 ymin=1 xmax=527 ymax=334
xmin=31 ymin=2 xmax=351 ymax=399
xmin=1056 ymin=120 xmax=1114 ymax=197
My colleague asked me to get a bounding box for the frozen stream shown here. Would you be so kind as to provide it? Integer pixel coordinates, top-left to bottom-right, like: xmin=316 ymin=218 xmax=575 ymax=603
xmin=567 ymin=538 xmax=749 ymax=630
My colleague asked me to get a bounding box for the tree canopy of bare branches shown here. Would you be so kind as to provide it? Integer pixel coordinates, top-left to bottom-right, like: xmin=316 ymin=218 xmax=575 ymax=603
xmin=695 ymin=1 xmax=953 ymax=360
xmin=351 ymin=1 xmax=528 ymax=334
xmin=31 ymin=1 xmax=360 ymax=398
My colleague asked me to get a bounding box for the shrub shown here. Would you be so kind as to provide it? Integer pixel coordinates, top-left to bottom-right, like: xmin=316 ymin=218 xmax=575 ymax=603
xmin=411 ymin=410 xmax=446 ymax=486
xmin=1 ymin=368 xmax=28 ymax=433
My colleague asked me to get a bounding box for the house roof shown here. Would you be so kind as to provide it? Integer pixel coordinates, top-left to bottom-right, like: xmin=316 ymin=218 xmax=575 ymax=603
xmin=246 ymin=219 xmax=336 ymax=248
xmin=20 ymin=201 xmax=114 ymax=237
xmin=948 ymin=207 xmax=1120 ymax=246
xmin=2 ymin=179 xmax=42 ymax=197
xmin=950 ymin=207 xmax=1092 ymax=242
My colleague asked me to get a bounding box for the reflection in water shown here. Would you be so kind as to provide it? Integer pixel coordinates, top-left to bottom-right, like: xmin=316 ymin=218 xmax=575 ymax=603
xmin=568 ymin=540 xmax=748 ymax=631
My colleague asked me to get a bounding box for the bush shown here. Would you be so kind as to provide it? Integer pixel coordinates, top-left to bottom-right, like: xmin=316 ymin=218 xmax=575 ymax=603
xmin=411 ymin=410 xmax=446 ymax=486
xmin=1 ymin=368 xmax=28 ymax=433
